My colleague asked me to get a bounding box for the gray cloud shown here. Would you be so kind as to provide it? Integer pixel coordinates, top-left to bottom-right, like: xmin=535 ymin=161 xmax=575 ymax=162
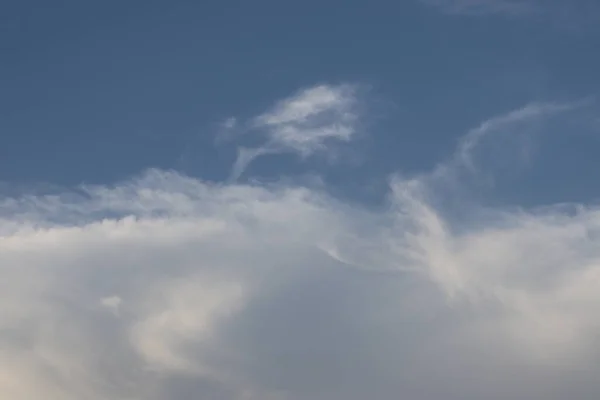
xmin=1 ymin=88 xmax=600 ymax=399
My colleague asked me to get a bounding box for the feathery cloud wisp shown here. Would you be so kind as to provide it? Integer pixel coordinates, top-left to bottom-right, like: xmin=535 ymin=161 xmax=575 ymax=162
xmin=228 ymin=84 xmax=360 ymax=180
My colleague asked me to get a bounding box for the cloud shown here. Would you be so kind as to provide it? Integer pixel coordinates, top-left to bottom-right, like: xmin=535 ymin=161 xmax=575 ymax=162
xmin=2 ymin=87 xmax=600 ymax=399
xmin=226 ymin=84 xmax=361 ymax=180
xmin=434 ymin=101 xmax=579 ymax=177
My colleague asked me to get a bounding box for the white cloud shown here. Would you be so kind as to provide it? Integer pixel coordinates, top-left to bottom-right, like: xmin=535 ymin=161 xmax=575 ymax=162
xmin=100 ymin=295 xmax=122 ymax=316
xmin=2 ymin=88 xmax=600 ymax=399
xmin=227 ymin=84 xmax=361 ymax=180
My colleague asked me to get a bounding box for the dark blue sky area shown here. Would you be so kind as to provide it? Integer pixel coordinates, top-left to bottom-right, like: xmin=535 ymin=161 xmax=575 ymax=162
xmin=2 ymin=0 xmax=599 ymax=187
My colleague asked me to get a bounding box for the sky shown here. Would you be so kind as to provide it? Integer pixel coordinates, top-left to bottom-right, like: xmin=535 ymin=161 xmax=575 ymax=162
xmin=2 ymin=1 xmax=600 ymax=399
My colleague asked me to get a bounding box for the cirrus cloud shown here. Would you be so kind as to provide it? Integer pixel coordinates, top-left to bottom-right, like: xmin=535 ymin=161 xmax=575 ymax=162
xmin=226 ymin=83 xmax=362 ymax=180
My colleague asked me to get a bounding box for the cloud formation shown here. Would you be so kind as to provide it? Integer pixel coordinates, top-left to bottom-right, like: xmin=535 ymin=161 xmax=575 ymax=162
xmin=227 ymin=84 xmax=361 ymax=180
xmin=1 ymin=85 xmax=600 ymax=399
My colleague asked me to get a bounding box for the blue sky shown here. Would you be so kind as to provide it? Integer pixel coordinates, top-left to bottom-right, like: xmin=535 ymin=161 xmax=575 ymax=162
xmin=3 ymin=1 xmax=600 ymax=399
xmin=3 ymin=0 xmax=599 ymax=190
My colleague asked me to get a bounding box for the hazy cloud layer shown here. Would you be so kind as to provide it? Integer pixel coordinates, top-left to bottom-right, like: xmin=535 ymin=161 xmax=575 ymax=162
xmin=2 ymin=85 xmax=600 ymax=399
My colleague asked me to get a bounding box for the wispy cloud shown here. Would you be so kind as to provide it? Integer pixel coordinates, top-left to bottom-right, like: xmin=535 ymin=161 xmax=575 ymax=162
xmin=1 ymin=87 xmax=600 ymax=399
xmin=452 ymin=101 xmax=578 ymax=171
xmin=226 ymin=84 xmax=361 ymax=180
